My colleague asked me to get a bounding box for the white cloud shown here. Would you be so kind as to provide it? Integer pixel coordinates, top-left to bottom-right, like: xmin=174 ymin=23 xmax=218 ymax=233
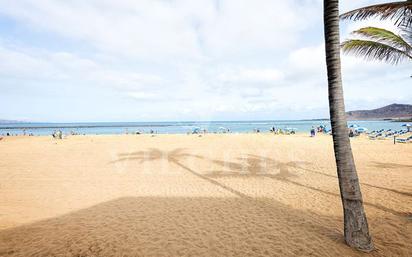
xmin=0 ymin=44 xmax=164 ymax=92
xmin=340 ymin=0 xmax=383 ymax=13
xmin=288 ymin=44 xmax=326 ymax=75
xmin=0 ymin=45 xmax=64 ymax=80
xmin=218 ymin=68 xmax=284 ymax=83
xmin=0 ymin=0 xmax=410 ymax=121
xmin=0 ymin=0 xmax=319 ymax=60
xmin=127 ymin=92 xmax=159 ymax=101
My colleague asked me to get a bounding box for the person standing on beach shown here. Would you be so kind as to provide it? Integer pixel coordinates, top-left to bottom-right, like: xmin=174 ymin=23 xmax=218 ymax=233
xmin=310 ymin=127 xmax=316 ymax=137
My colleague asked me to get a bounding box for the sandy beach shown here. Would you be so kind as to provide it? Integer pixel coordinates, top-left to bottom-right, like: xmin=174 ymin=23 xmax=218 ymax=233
xmin=0 ymin=133 xmax=411 ymax=257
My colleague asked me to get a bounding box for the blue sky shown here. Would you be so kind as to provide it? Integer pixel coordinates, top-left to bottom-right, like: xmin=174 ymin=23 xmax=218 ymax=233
xmin=0 ymin=0 xmax=410 ymax=122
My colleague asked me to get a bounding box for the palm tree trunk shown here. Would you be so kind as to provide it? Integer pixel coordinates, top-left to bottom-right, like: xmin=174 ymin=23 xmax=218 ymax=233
xmin=323 ymin=0 xmax=374 ymax=251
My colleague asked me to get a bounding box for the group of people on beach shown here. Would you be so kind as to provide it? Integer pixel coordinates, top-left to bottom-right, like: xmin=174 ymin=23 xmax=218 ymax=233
xmin=52 ymin=130 xmax=63 ymax=139
xmin=1 ymin=132 xmax=34 ymax=137
xmin=310 ymin=125 xmax=330 ymax=137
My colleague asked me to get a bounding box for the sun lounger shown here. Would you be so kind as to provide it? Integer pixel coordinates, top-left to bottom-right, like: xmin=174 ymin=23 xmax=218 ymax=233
xmin=368 ymin=133 xmax=382 ymax=140
xmin=396 ymin=135 xmax=412 ymax=143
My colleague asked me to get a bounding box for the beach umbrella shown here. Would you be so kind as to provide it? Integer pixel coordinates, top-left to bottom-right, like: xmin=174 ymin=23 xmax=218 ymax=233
xmin=402 ymin=124 xmax=412 ymax=132
xmin=192 ymin=127 xmax=201 ymax=133
xmin=218 ymin=127 xmax=228 ymax=133
xmin=355 ymin=127 xmax=368 ymax=133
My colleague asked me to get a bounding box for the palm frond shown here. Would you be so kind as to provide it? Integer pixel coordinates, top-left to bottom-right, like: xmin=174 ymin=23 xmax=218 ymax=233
xmin=401 ymin=26 xmax=412 ymax=44
xmin=340 ymin=1 xmax=412 ymax=28
xmin=341 ymin=39 xmax=412 ymax=64
xmin=351 ymin=27 xmax=412 ymax=52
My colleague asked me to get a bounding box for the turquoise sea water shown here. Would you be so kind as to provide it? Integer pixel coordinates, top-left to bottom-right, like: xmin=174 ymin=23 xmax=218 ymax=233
xmin=0 ymin=120 xmax=407 ymax=136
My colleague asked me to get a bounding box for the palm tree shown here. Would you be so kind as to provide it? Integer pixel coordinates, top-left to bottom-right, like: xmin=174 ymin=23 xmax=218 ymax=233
xmin=340 ymin=1 xmax=412 ymax=64
xmin=341 ymin=27 xmax=412 ymax=64
xmin=340 ymin=1 xmax=412 ymax=29
xmin=323 ymin=0 xmax=373 ymax=251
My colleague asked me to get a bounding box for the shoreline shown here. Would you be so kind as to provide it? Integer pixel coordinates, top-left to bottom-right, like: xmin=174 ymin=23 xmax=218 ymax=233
xmin=1 ymin=120 xmax=407 ymax=137
xmin=1 ymin=131 xmax=322 ymax=137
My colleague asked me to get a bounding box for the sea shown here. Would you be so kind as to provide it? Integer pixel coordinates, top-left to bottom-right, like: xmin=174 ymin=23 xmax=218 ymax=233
xmin=0 ymin=120 xmax=407 ymax=136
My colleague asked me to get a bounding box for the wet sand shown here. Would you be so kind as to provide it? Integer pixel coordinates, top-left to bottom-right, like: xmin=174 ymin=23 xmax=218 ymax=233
xmin=0 ymin=134 xmax=411 ymax=256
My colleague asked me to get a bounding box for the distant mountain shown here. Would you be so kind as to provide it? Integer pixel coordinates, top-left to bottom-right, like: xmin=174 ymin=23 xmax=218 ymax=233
xmin=346 ymin=104 xmax=412 ymax=120
xmin=0 ymin=119 xmax=24 ymax=124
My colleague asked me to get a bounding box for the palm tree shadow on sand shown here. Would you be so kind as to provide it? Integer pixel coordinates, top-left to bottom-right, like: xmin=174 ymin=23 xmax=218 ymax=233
xmin=1 ymin=149 xmax=410 ymax=256
xmin=299 ymin=163 xmax=412 ymax=198
xmin=111 ymin=148 xmax=248 ymax=198
xmin=207 ymin=154 xmax=410 ymax=218
xmin=111 ymin=149 xmax=409 ymax=217
xmin=206 ymin=153 xmax=303 ymax=180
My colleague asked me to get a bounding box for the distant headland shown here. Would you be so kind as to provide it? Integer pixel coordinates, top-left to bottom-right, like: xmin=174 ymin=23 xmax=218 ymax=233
xmin=0 ymin=119 xmax=24 ymax=124
xmin=346 ymin=104 xmax=412 ymax=121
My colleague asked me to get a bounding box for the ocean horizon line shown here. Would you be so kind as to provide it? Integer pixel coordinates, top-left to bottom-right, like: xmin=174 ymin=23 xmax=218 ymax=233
xmin=2 ymin=118 xmax=331 ymax=125
xmin=0 ymin=118 xmax=334 ymax=129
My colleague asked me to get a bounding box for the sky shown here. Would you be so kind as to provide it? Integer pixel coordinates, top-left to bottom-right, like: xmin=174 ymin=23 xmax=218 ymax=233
xmin=0 ymin=0 xmax=410 ymax=122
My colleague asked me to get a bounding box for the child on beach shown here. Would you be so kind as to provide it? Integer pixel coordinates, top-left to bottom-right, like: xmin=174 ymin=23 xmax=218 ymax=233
xmin=310 ymin=127 xmax=316 ymax=137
